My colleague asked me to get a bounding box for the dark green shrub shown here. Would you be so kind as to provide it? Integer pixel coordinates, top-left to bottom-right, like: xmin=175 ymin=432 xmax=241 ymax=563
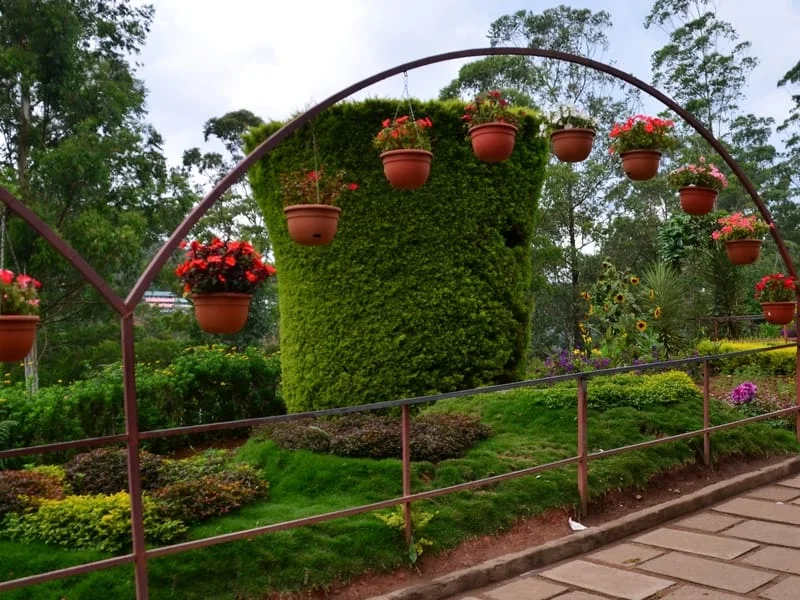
xmin=151 ymin=464 xmax=269 ymax=524
xmin=2 ymin=492 xmax=186 ymax=553
xmin=0 ymin=469 xmax=66 ymax=518
xmin=256 ymin=413 xmax=491 ymax=462
xmin=245 ymin=99 xmax=548 ymax=412
xmin=64 ymin=448 xmax=165 ymax=495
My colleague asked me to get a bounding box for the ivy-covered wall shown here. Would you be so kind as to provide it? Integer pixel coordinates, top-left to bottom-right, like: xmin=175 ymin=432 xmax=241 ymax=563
xmin=245 ymin=99 xmax=547 ymax=412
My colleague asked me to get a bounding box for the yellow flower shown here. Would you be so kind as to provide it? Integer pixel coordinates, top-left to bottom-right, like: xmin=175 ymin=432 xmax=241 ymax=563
xmin=614 ymin=293 xmax=625 ymax=303
xmin=635 ymin=320 xmax=648 ymax=332
xmin=630 ymin=276 xmax=640 ymax=285
xmin=654 ymin=306 xmax=662 ymax=319
xmin=649 ymin=288 xmax=655 ymax=300
xmin=588 ymin=305 xmax=594 ymax=315
xmin=603 ymin=303 xmax=610 ymax=312
xmin=580 ymin=291 xmax=590 ymax=300
xmin=573 ymin=349 xmax=582 ymax=355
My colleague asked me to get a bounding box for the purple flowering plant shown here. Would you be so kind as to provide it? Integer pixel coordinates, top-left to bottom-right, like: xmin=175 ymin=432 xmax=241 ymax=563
xmin=730 ymin=381 xmax=757 ymax=405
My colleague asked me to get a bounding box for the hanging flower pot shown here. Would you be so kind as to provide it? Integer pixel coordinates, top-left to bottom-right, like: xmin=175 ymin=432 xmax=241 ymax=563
xmin=678 ymin=186 xmax=718 ymax=216
xmin=176 ymin=239 xmax=276 ymax=335
xmin=760 ymin=302 xmax=795 ymax=325
xmin=550 ymin=128 xmax=596 ymax=163
xmin=0 ymin=315 xmax=39 ymax=362
xmin=284 ymin=204 xmax=342 ymax=246
xmin=725 ymin=239 xmax=762 ymax=265
xmin=380 ymin=149 xmax=433 ymax=190
xmin=620 ymin=150 xmax=662 ymax=181
xmin=469 ymin=122 xmax=518 ymax=163
xmin=191 ymin=293 xmax=253 ymax=334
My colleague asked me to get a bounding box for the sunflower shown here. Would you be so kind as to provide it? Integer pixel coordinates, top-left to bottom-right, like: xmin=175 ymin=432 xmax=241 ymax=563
xmin=654 ymin=306 xmax=662 ymax=319
xmin=580 ymin=291 xmax=590 ymax=301
xmin=614 ymin=293 xmax=625 ymax=303
xmin=630 ymin=276 xmax=640 ymax=285
xmin=635 ymin=320 xmax=648 ymax=332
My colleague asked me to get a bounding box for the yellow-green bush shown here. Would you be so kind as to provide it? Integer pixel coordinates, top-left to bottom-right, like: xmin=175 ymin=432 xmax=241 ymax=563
xmin=696 ymin=339 xmax=796 ymax=375
xmin=2 ymin=492 xmax=186 ymax=553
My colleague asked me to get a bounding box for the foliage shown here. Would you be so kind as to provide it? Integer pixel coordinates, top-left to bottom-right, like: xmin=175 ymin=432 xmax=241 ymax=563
xmin=375 ymin=504 xmax=436 ymax=564
xmin=2 ymin=492 xmax=186 ymax=553
xmin=640 ymin=262 xmax=691 ymax=357
xmin=696 ymin=340 xmax=796 ymax=376
xmin=245 ymin=100 xmax=548 ymax=412
xmin=711 ymin=212 xmax=769 ymax=242
xmin=754 ymin=274 xmax=796 ymax=303
xmin=175 ymin=238 xmax=276 ymax=295
xmin=668 ymin=158 xmax=729 ymax=192
xmin=373 ymin=115 xmax=433 ymax=152
xmin=279 ymin=168 xmax=359 ymax=207
xmin=63 ymin=448 xmax=165 ymax=496
xmin=0 ymin=469 xmax=66 ymax=519
xmin=0 ymin=270 xmax=41 ymax=316
xmin=255 ymin=413 xmax=492 ymax=462
xmin=461 ymin=90 xmax=521 ymax=129
xmin=730 ymin=381 xmax=757 ymax=405
xmin=609 ymin=115 xmax=677 ymax=154
xmin=546 ymin=104 xmax=598 ymax=131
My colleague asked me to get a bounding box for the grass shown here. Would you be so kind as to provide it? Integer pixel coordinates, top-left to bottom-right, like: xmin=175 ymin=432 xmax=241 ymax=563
xmin=1 ymin=371 xmax=798 ymax=599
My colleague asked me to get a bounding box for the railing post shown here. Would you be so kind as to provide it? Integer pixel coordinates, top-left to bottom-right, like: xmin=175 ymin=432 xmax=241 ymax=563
xmin=577 ymin=377 xmax=589 ymax=516
xmin=401 ymin=404 xmax=413 ymax=545
xmin=795 ymin=301 xmax=800 ymax=442
xmin=703 ymin=359 xmax=711 ymax=467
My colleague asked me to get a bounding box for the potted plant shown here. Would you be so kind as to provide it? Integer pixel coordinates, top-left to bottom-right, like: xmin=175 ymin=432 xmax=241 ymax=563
xmin=374 ymin=115 xmax=433 ymax=189
xmin=461 ymin=90 xmax=520 ymax=163
xmin=280 ymin=169 xmax=358 ymax=246
xmin=609 ymin=114 xmax=677 ymax=181
xmin=711 ymin=212 xmax=770 ymax=265
xmin=668 ymin=157 xmax=729 ymax=216
xmin=754 ymin=273 xmax=796 ymax=325
xmin=175 ymin=238 xmax=276 ymax=334
xmin=0 ymin=269 xmax=41 ymax=362
xmin=546 ymin=104 xmax=598 ymax=163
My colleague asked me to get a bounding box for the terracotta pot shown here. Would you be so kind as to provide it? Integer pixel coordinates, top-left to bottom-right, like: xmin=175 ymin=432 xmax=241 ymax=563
xmin=469 ymin=122 xmax=518 ymax=163
xmin=679 ymin=186 xmax=718 ymax=216
xmin=620 ymin=150 xmax=662 ymax=181
xmin=761 ymin=301 xmax=795 ymax=325
xmin=550 ymin=128 xmax=596 ymax=163
xmin=380 ymin=149 xmax=433 ymax=189
xmin=725 ymin=239 xmax=762 ymax=265
xmin=191 ymin=293 xmax=252 ymax=334
xmin=0 ymin=315 xmax=39 ymax=362
xmin=284 ymin=204 xmax=342 ymax=246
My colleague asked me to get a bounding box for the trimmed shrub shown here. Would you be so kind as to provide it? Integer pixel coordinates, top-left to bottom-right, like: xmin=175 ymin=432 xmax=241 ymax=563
xmin=245 ymin=99 xmax=548 ymax=412
xmin=151 ymin=464 xmax=269 ymax=524
xmin=2 ymin=492 xmax=186 ymax=553
xmin=0 ymin=469 xmax=66 ymax=518
xmin=696 ymin=339 xmax=796 ymax=375
xmin=64 ymin=448 xmax=165 ymax=495
xmin=256 ymin=413 xmax=491 ymax=462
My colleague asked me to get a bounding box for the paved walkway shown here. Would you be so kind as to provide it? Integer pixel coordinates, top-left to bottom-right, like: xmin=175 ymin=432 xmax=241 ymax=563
xmin=452 ymin=474 xmax=800 ymax=600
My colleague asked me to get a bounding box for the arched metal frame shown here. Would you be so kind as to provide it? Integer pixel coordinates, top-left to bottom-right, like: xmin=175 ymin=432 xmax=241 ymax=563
xmin=0 ymin=47 xmax=796 ymax=600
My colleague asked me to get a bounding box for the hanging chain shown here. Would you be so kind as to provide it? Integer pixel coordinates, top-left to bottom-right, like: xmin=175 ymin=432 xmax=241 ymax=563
xmin=0 ymin=205 xmax=5 ymax=271
xmin=391 ymin=72 xmax=421 ymax=142
xmin=310 ymin=119 xmax=322 ymax=204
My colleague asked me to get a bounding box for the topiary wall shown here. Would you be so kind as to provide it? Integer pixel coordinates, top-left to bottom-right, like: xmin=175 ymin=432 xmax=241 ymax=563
xmin=245 ymin=99 xmax=548 ymax=412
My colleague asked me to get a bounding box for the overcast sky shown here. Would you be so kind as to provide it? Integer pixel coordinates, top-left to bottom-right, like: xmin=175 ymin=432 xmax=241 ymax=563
xmin=138 ymin=0 xmax=800 ymax=165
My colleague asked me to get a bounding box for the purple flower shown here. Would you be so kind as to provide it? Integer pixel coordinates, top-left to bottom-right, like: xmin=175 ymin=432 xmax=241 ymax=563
xmin=731 ymin=382 xmax=757 ymax=405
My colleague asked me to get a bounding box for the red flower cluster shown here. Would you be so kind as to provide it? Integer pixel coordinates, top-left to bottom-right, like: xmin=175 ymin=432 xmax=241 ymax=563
xmin=711 ymin=212 xmax=770 ymax=242
xmin=461 ymin=90 xmax=520 ymax=129
xmin=0 ymin=269 xmax=41 ymax=315
xmin=280 ymin=168 xmax=358 ymax=207
xmin=175 ymin=239 xmax=276 ymax=296
xmin=754 ymin=273 xmax=797 ymax=303
xmin=374 ymin=115 xmax=433 ymax=152
xmin=608 ymin=114 xmax=676 ymax=154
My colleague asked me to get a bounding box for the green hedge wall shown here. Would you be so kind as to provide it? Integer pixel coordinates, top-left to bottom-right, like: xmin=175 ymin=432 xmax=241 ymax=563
xmin=245 ymin=99 xmax=548 ymax=412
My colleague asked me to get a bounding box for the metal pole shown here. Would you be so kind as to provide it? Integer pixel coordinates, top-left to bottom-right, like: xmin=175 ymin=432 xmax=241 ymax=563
xmin=401 ymin=404 xmax=412 ymax=545
xmin=121 ymin=315 xmax=149 ymax=599
xmin=703 ymin=360 xmax=711 ymax=466
xmin=796 ymin=296 xmax=800 ymax=442
xmin=577 ymin=377 xmax=589 ymax=516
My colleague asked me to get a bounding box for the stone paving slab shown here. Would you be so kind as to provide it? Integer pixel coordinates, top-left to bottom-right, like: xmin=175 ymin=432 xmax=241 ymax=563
xmin=759 ymin=575 xmax=800 ymax=600
xmin=555 ymin=593 xmax=611 ymax=600
xmin=746 ymin=485 xmax=800 ymax=502
xmin=778 ymin=474 xmax=800 ymax=488
xmin=540 ymin=559 xmax=674 ymax=600
xmin=588 ymin=543 xmax=664 ymax=566
xmin=633 ymin=527 xmax=757 ymax=559
xmin=658 ymin=584 xmax=749 ymax=600
xmin=637 ymin=551 xmax=777 ymax=594
xmin=742 ymin=546 xmax=800 ymax=575
xmin=723 ymin=519 xmax=800 ymax=548
xmin=483 ymin=577 xmax=566 ymax=600
xmin=713 ymin=497 xmax=800 ymax=525
xmin=676 ymin=512 xmax=743 ymax=533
